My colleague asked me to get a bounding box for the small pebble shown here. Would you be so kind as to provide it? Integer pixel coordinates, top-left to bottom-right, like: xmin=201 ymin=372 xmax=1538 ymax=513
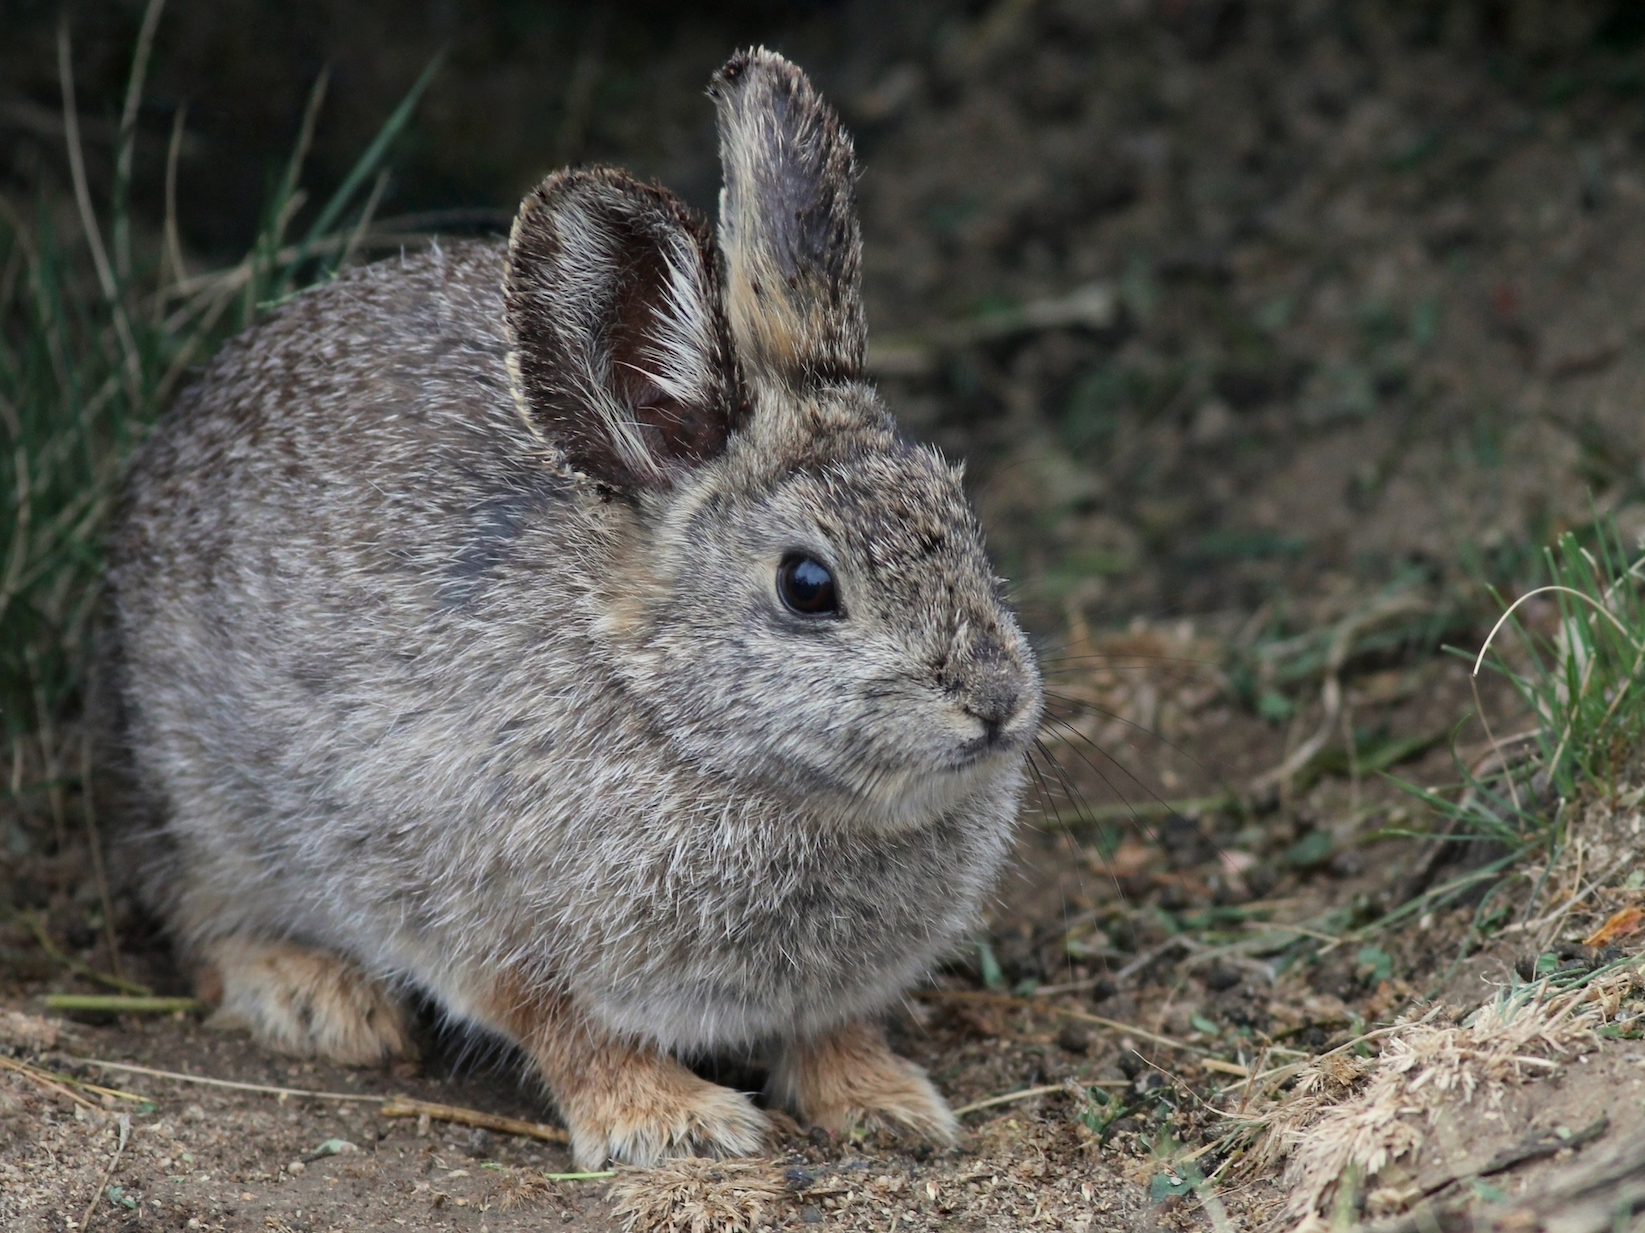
xmin=1133 ymin=1072 xmax=1166 ymax=1096
xmin=286 ymin=1160 xmax=306 ymax=1175
xmin=1057 ymin=1022 xmax=1091 ymax=1054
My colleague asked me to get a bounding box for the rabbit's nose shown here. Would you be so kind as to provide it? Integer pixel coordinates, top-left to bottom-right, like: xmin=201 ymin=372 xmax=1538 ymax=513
xmin=964 ymin=672 xmax=1024 ymax=744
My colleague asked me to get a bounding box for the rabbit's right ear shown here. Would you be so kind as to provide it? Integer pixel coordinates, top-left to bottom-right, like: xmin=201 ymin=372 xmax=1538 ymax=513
xmin=504 ymin=169 xmax=746 ymax=491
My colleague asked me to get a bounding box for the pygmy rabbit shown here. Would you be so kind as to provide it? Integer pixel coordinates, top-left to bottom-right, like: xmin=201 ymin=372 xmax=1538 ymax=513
xmin=105 ymin=49 xmax=1042 ymax=1167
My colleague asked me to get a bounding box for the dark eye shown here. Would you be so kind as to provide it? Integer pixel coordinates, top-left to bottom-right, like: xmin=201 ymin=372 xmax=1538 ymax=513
xmin=777 ymin=554 xmax=840 ymax=617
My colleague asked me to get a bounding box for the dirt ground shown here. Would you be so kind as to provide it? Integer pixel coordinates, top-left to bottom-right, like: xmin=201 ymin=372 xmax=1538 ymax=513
xmin=8 ymin=1 xmax=1645 ymax=1230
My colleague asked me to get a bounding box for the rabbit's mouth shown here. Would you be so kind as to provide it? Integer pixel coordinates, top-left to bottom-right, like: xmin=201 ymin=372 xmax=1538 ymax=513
xmin=845 ymin=750 xmax=1027 ymax=835
xmin=952 ymin=731 xmax=1022 ymax=767
xmin=953 ymin=704 xmax=1040 ymax=764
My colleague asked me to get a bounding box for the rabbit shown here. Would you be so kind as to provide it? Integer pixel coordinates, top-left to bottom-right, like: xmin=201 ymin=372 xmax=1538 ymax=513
xmin=103 ymin=48 xmax=1042 ymax=1169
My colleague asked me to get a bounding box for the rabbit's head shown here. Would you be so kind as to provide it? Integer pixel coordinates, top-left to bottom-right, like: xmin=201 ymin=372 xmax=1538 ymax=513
xmin=503 ymin=50 xmax=1041 ymax=833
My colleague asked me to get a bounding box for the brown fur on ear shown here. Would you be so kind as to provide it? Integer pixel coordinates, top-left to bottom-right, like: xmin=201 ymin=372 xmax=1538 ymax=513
xmin=709 ymin=48 xmax=864 ymax=385
xmin=504 ymin=168 xmax=746 ymax=489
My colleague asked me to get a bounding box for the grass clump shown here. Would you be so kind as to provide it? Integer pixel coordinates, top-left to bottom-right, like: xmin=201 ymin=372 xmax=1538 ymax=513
xmin=1491 ymin=521 xmax=1645 ymax=801
xmin=0 ymin=0 xmax=437 ymax=858
xmin=1382 ymin=519 xmax=1645 ymax=939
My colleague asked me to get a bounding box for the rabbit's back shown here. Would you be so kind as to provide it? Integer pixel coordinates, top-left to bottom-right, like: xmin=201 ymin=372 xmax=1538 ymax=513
xmin=109 ymin=241 xmax=591 ymax=953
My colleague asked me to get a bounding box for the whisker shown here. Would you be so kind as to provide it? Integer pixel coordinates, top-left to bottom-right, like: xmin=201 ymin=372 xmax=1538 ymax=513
xmin=1040 ymin=652 xmax=1219 ymax=668
xmin=1041 ymin=715 xmax=1242 ymax=871
xmin=1035 ymin=713 xmax=1172 ymax=848
xmin=1027 ymin=744 xmax=1104 ymax=970
xmin=1033 ymin=726 xmax=1157 ymax=907
xmin=1025 ymin=745 xmax=1069 ymax=832
xmin=1040 ymin=694 xmax=1225 ymax=785
xmin=1035 ymin=737 xmax=1096 ymax=828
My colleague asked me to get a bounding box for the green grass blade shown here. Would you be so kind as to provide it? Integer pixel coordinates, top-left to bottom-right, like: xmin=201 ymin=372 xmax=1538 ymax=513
xmin=288 ymin=49 xmax=445 ymax=281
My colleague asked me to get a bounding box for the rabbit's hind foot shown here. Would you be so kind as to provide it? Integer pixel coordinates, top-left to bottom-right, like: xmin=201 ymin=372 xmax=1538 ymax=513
xmin=770 ymin=1019 xmax=959 ymax=1147
xmin=199 ymin=937 xmax=414 ymax=1067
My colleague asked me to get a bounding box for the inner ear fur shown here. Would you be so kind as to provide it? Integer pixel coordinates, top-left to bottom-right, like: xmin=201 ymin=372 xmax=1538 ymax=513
xmin=504 ymin=168 xmax=745 ymax=490
xmin=709 ymin=48 xmax=865 ymax=385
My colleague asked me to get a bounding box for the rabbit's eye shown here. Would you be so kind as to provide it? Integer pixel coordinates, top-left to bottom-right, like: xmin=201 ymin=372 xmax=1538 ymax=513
xmin=778 ymin=554 xmax=840 ymax=617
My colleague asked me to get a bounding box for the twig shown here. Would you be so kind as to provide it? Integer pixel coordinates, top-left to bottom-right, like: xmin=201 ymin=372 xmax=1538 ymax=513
xmin=1114 ymin=936 xmax=1197 ymax=983
xmin=161 ymin=103 xmax=188 ymax=301
xmin=1250 ymin=593 xmax=1433 ymax=793
xmin=1211 ymin=1019 xmax=1423 ymax=1096
xmin=1474 ymin=586 xmax=1640 ymax=678
xmin=1045 ymin=793 xmax=1238 ymax=829
xmin=11 ymin=914 xmax=149 ymax=999
xmin=338 ymin=169 xmax=390 ymax=270
xmin=865 ymin=282 xmax=1118 ymax=377
xmin=916 ymin=989 xmax=1212 ymax=1056
xmin=0 ymin=1056 xmax=147 ymax=1104
xmin=44 ymin=995 xmax=203 ymax=1014
xmin=0 ymin=1053 xmax=98 ymax=1109
xmin=10 ymin=909 xmax=151 ymax=995
xmin=1470 ymin=672 xmax=1523 ymax=815
xmin=80 ymin=1112 xmax=131 ymax=1233
xmin=1032 ymin=973 xmax=1121 ymax=997
xmin=541 ymin=1170 xmax=616 ymax=1181
xmin=56 ymin=1056 xmax=572 ymax=1148
xmin=59 ymin=1056 xmax=385 ymax=1102
xmin=950 ymin=1084 xmax=1066 ymax=1118
xmin=379 ymin=1096 xmax=570 ymax=1145
xmin=1237 ymin=1046 xmax=1271 ymax=1114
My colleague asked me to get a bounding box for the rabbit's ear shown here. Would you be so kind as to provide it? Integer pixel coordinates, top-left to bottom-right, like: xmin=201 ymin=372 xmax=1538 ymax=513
xmin=709 ymin=49 xmax=864 ymax=385
xmin=505 ymin=169 xmax=745 ymax=490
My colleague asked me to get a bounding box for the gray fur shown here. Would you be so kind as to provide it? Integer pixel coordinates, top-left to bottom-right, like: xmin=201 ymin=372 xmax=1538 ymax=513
xmin=106 ymin=50 xmax=1040 ymax=1082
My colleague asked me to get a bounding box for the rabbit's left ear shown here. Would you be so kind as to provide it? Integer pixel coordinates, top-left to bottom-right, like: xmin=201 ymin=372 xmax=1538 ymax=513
xmin=709 ymin=49 xmax=864 ymax=386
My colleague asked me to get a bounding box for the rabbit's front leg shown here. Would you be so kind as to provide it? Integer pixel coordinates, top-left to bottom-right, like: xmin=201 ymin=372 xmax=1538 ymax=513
xmin=769 ymin=1019 xmax=959 ymax=1146
xmin=479 ymin=981 xmax=769 ymax=1169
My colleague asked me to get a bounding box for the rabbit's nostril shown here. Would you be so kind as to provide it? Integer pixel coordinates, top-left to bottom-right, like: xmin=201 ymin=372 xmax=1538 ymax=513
xmin=965 ymin=679 xmax=1021 ymax=743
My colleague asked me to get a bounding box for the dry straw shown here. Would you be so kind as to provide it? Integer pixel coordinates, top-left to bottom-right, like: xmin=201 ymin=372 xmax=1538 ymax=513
xmin=607 ymin=1158 xmax=789 ymax=1233
xmin=1241 ymin=967 xmax=1641 ymax=1229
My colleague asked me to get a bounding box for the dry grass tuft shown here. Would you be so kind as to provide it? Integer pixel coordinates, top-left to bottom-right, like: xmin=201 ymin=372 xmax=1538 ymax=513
xmin=607 ymin=1158 xmax=790 ymax=1233
xmin=1244 ymin=968 xmax=1643 ymax=1230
